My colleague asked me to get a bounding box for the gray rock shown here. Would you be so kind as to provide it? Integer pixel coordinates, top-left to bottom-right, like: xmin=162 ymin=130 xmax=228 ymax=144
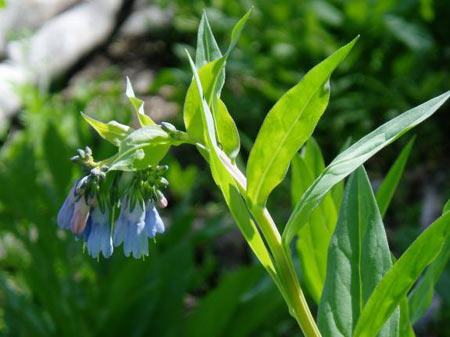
xmin=0 ymin=0 xmax=80 ymax=56
xmin=0 ymin=62 xmax=29 ymax=120
xmin=120 ymin=5 xmax=172 ymax=37
xmin=0 ymin=0 xmax=123 ymax=120
xmin=8 ymin=0 xmax=122 ymax=79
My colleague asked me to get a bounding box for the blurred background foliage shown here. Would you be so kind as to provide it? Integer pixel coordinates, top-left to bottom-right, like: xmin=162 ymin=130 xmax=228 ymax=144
xmin=0 ymin=0 xmax=449 ymax=336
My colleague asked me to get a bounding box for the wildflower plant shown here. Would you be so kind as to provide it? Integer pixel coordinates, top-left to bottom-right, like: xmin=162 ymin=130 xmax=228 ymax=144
xmin=58 ymin=9 xmax=450 ymax=337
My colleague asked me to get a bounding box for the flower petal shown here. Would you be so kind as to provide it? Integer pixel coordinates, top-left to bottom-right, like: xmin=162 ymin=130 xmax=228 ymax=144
xmin=57 ymin=183 xmax=76 ymax=230
xmin=70 ymin=197 xmax=90 ymax=234
xmin=144 ymin=202 xmax=165 ymax=238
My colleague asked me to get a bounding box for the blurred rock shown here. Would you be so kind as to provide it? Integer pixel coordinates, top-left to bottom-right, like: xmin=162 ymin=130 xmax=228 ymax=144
xmin=133 ymin=69 xmax=155 ymax=94
xmin=0 ymin=0 xmax=123 ymax=120
xmin=144 ymin=95 xmax=178 ymax=123
xmin=8 ymin=0 xmax=122 ymax=80
xmin=0 ymin=0 xmax=80 ymax=56
xmin=420 ymin=183 xmax=441 ymax=227
xmin=120 ymin=5 xmax=172 ymax=37
xmin=0 ymin=62 xmax=28 ymax=119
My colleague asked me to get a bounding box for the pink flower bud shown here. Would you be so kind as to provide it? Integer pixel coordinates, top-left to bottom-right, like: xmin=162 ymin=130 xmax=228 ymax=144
xmin=157 ymin=196 xmax=168 ymax=209
xmin=70 ymin=197 xmax=91 ymax=234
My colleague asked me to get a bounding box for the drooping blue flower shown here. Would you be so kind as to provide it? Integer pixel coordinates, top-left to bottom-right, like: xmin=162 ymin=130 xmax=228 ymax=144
xmin=87 ymin=207 xmax=113 ymax=258
xmin=144 ymin=201 xmax=165 ymax=239
xmin=113 ymin=199 xmax=148 ymax=258
xmin=79 ymin=216 xmax=92 ymax=242
xmin=57 ymin=182 xmax=77 ymax=230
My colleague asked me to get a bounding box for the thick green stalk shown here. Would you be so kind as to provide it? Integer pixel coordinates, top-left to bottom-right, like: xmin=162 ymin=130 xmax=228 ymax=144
xmin=216 ymin=150 xmax=321 ymax=336
xmin=252 ymin=208 xmax=321 ymax=337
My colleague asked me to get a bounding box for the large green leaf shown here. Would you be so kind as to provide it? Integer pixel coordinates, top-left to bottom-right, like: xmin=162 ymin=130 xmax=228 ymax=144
xmin=246 ymin=37 xmax=358 ymax=209
xmin=291 ymin=139 xmax=337 ymax=304
xmin=376 ymin=138 xmax=414 ymax=217
xmin=353 ymin=211 xmax=450 ymax=337
xmin=283 ymin=91 xmax=450 ymax=246
xmin=185 ymin=52 xmax=276 ymax=281
xmin=317 ymin=166 xmax=399 ymax=337
xmin=408 ymin=202 xmax=450 ymax=324
xmin=109 ymin=125 xmax=171 ymax=171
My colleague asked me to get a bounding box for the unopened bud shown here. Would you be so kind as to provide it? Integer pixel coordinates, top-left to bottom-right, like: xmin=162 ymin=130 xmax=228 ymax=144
xmin=85 ymin=146 xmax=92 ymax=156
xmin=157 ymin=196 xmax=168 ymax=208
xmin=155 ymin=190 xmax=168 ymax=208
xmin=70 ymin=155 xmax=80 ymax=162
xmin=156 ymin=165 xmax=169 ymax=174
xmin=161 ymin=122 xmax=177 ymax=133
xmin=77 ymin=149 xmax=86 ymax=158
xmin=157 ymin=177 xmax=169 ymax=188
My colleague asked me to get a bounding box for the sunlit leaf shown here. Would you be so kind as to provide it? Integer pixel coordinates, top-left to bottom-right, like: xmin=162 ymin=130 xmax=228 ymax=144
xmin=126 ymin=77 xmax=155 ymax=127
xmin=185 ymin=52 xmax=276 ymax=281
xmin=185 ymin=10 xmax=249 ymax=160
xmin=81 ymin=112 xmax=132 ymax=147
xmin=283 ymin=91 xmax=450 ymax=246
xmin=291 ymin=139 xmax=337 ymax=303
xmin=109 ymin=125 xmax=170 ymax=171
xmin=247 ymin=37 xmax=358 ymax=209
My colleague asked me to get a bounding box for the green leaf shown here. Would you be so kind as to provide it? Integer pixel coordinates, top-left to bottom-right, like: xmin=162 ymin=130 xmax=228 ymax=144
xmin=399 ymin=297 xmax=416 ymax=337
xmin=283 ymin=91 xmax=450 ymax=246
xmin=183 ymin=56 xmax=227 ymax=144
xmin=291 ymin=139 xmax=337 ymax=303
xmin=185 ymin=52 xmax=276 ymax=281
xmin=226 ymin=7 xmax=253 ymax=54
xmin=444 ymin=200 xmax=450 ymax=214
xmin=195 ymin=11 xmax=225 ymax=94
xmin=81 ymin=112 xmax=132 ymax=146
xmin=353 ymin=211 xmax=450 ymax=337
xmin=376 ymin=138 xmax=415 ymax=217
xmin=185 ymin=11 xmax=246 ymax=159
xmin=109 ymin=125 xmax=171 ymax=171
xmin=408 ymin=241 xmax=450 ymax=324
xmin=125 ymin=77 xmax=155 ymax=127
xmin=317 ymin=166 xmax=399 ymax=337
xmin=408 ymin=202 xmax=450 ymax=324
xmin=302 ymin=137 xmax=326 ymax=178
xmin=331 ymin=137 xmax=352 ymax=209
xmin=247 ymin=37 xmax=358 ymax=208
xmin=195 ymin=11 xmax=222 ymax=67
xmin=213 ymin=96 xmax=240 ymax=161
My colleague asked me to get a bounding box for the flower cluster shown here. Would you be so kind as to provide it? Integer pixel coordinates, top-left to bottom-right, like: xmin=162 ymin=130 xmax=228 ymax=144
xmin=57 ymin=148 xmax=168 ymax=259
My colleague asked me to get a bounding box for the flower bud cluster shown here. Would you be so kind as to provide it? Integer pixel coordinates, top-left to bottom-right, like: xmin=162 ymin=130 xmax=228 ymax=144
xmin=57 ymin=151 xmax=169 ymax=259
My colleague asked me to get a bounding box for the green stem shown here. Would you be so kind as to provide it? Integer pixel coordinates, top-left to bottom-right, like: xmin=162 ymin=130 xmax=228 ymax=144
xmin=252 ymin=208 xmax=321 ymax=337
xmin=215 ymin=150 xmax=321 ymax=336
